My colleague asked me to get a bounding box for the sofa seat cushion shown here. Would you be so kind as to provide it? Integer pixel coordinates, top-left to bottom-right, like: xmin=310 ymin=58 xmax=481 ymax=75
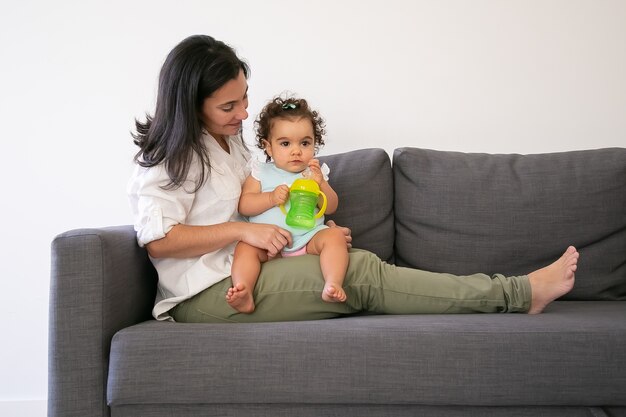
xmin=108 ymin=301 xmax=626 ymax=408
xmin=393 ymin=147 xmax=626 ymax=300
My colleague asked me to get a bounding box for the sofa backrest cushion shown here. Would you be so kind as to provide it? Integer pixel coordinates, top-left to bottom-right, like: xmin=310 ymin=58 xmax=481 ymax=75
xmin=320 ymin=148 xmax=394 ymax=262
xmin=393 ymin=147 xmax=626 ymax=301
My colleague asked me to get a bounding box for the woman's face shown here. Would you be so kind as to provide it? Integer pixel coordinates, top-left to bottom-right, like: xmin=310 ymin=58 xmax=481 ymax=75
xmin=201 ymin=69 xmax=249 ymax=138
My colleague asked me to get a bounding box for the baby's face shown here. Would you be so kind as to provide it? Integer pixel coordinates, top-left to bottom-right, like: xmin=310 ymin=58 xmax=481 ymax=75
xmin=264 ymin=117 xmax=316 ymax=173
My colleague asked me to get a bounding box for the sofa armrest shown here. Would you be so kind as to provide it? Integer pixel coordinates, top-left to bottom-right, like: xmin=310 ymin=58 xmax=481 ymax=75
xmin=48 ymin=225 xmax=157 ymax=417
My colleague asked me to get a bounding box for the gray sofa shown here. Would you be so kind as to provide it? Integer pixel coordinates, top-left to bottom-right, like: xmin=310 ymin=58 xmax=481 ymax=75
xmin=49 ymin=147 xmax=626 ymax=417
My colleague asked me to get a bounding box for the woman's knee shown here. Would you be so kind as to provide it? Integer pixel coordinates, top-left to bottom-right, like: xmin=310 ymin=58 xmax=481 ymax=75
xmin=346 ymin=249 xmax=384 ymax=276
xmin=348 ymin=248 xmax=379 ymax=262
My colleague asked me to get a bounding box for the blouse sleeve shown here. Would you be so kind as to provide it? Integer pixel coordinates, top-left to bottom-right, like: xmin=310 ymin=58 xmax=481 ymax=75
xmin=320 ymin=163 xmax=330 ymax=181
xmin=248 ymin=158 xmax=264 ymax=181
xmin=127 ymin=164 xmax=195 ymax=247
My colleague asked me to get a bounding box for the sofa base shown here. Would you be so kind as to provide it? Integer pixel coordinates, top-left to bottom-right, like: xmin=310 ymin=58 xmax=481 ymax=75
xmin=108 ymin=302 xmax=626 ymax=410
xmin=111 ymin=404 xmax=624 ymax=417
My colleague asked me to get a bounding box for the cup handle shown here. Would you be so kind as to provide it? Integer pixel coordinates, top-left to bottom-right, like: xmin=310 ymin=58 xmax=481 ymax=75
xmin=314 ymin=192 xmax=327 ymax=218
xmin=279 ymin=204 xmax=287 ymax=215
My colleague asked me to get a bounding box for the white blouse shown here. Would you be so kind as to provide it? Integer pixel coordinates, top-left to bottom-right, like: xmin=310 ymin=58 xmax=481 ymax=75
xmin=127 ymin=132 xmax=251 ymax=320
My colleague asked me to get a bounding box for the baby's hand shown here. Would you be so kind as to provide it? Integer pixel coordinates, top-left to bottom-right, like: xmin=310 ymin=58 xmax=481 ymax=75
xmin=270 ymin=184 xmax=289 ymax=206
xmin=307 ymin=159 xmax=324 ymax=184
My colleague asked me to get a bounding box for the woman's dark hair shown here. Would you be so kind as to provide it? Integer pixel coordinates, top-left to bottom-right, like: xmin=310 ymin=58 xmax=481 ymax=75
xmin=132 ymin=35 xmax=249 ymax=191
xmin=254 ymin=95 xmax=326 ymax=162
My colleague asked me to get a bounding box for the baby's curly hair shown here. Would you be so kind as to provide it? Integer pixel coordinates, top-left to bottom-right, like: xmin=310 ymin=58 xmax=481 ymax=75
xmin=254 ymin=95 xmax=326 ymax=162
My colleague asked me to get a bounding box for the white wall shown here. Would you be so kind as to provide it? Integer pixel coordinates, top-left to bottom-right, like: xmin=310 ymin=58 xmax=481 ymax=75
xmin=1 ymin=0 xmax=625 ymax=413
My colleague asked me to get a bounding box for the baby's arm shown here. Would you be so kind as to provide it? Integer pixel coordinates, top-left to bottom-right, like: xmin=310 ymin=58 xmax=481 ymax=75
xmin=238 ymin=175 xmax=290 ymax=217
xmin=308 ymin=159 xmax=339 ymax=215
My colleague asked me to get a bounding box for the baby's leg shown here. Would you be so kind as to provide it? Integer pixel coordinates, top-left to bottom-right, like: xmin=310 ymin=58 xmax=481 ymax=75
xmin=229 ymin=242 xmax=269 ymax=313
xmin=307 ymin=228 xmax=349 ymax=303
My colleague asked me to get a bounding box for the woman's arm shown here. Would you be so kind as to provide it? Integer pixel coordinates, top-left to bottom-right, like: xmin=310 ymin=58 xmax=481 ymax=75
xmin=146 ymin=221 xmax=292 ymax=259
xmin=238 ymin=175 xmax=289 ymax=217
xmin=145 ymin=222 xmax=242 ymax=258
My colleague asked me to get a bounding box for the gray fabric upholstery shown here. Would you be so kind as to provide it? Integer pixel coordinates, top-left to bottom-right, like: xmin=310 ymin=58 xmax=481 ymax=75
xmin=49 ymin=226 xmax=157 ymax=417
xmin=110 ymin=404 xmax=618 ymax=417
xmin=393 ymin=147 xmax=626 ymax=300
xmin=108 ymin=302 xmax=626 ymax=407
xmin=320 ymin=148 xmax=394 ymax=261
xmin=49 ymin=148 xmax=626 ymax=417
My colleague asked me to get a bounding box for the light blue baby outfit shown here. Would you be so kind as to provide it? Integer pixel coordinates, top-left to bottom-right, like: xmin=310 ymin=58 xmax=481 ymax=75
xmin=248 ymin=162 xmax=328 ymax=255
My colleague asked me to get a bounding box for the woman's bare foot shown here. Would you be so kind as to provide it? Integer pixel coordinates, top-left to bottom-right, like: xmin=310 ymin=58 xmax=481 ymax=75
xmin=226 ymin=283 xmax=255 ymax=313
xmin=527 ymin=246 xmax=579 ymax=314
xmin=322 ymin=282 xmax=347 ymax=303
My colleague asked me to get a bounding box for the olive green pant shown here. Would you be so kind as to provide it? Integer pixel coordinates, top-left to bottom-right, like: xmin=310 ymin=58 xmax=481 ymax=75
xmin=170 ymin=249 xmax=531 ymax=323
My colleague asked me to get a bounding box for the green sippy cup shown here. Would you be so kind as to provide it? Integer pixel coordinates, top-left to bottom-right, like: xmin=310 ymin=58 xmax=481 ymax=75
xmin=280 ymin=178 xmax=327 ymax=229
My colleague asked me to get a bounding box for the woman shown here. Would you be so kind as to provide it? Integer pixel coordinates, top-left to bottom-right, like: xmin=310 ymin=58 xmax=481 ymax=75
xmin=128 ymin=34 xmax=578 ymax=323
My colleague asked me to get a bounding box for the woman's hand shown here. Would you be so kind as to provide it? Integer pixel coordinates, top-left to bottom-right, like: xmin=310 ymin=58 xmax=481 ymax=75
xmin=241 ymin=223 xmax=293 ymax=258
xmin=326 ymin=220 xmax=352 ymax=249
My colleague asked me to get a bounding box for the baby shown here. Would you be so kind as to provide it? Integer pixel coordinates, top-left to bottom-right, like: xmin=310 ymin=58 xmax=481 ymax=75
xmin=227 ymin=96 xmax=349 ymax=313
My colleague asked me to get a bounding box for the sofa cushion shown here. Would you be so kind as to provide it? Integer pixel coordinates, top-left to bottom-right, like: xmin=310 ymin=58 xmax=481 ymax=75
xmin=107 ymin=301 xmax=626 ymax=408
xmin=393 ymin=147 xmax=626 ymax=301
xmin=320 ymin=148 xmax=394 ymax=262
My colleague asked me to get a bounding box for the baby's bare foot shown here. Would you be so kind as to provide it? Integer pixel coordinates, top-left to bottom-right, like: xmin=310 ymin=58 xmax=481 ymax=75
xmin=527 ymin=246 xmax=578 ymax=314
xmin=226 ymin=283 xmax=255 ymax=313
xmin=322 ymin=283 xmax=347 ymax=303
